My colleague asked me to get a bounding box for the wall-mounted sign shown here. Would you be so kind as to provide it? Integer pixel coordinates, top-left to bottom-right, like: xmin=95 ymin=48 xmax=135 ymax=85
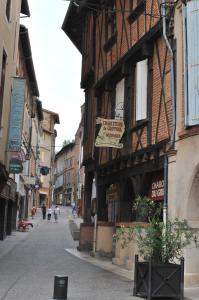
xmin=148 ymin=173 xmax=164 ymax=201
xmin=106 ymin=184 xmax=118 ymax=203
xmin=7 ymin=78 xmax=26 ymax=151
xmin=9 ymin=159 xmax=23 ymax=174
xmin=95 ymin=118 xmax=125 ymax=149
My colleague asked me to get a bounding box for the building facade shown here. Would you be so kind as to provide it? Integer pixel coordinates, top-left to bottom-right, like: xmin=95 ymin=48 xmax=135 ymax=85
xmin=62 ymin=0 xmax=199 ymax=286
xmin=54 ymin=127 xmax=84 ymax=215
xmin=54 ymin=142 xmax=76 ymax=207
xmin=0 ymin=0 xmax=30 ymax=239
xmin=15 ymin=25 xmax=41 ymax=221
xmin=39 ymin=109 xmax=59 ymax=208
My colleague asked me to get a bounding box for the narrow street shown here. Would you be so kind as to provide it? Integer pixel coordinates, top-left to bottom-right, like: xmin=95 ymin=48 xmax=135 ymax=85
xmin=0 ymin=207 xmax=134 ymax=300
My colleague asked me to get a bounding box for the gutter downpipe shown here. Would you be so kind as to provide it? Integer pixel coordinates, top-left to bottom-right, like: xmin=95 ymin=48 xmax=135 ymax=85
xmin=161 ymin=1 xmax=176 ymax=224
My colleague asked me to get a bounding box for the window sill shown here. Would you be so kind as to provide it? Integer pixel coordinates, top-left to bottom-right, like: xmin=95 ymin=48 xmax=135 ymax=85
xmin=103 ymin=32 xmax=117 ymax=53
xmin=178 ymin=125 xmax=199 ymax=140
xmin=128 ymin=0 xmax=146 ymax=24
xmin=130 ymin=119 xmax=148 ymax=132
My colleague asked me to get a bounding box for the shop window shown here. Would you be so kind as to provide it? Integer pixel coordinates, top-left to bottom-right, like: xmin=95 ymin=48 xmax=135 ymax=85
xmin=0 ymin=50 xmax=7 ymax=126
xmin=135 ymin=59 xmax=148 ymax=121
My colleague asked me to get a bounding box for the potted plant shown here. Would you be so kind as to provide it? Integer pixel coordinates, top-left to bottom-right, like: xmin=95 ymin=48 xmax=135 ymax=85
xmin=113 ymin=196 xmax=198 ymax=300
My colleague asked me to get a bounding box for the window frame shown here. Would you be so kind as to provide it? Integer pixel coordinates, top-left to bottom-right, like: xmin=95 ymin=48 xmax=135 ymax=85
xmin=115 ymin=78 xmax=125 ymax=120
xmin=135 ymin=58 xmax=148 ymax=122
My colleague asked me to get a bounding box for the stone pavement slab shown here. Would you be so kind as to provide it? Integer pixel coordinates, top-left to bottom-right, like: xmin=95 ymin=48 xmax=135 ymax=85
xmin=65 ymin=248 xmax=199 ymax=300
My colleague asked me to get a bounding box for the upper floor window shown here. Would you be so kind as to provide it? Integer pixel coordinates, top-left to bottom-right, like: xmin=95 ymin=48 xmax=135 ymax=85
xmin=184 ymin=1 xmax=199 ymax=126
xmin=115 ymin=78 xmax=125 ymax=119
xmin=65 ymin=158 xmax=72 ymax=168
xmin=135 ymin=59 xmax=148 ymax=121
xmin=6 ymin=0 xmax=11 ymax=21
xmin=0 ymin=50 xmax=7 ymax=126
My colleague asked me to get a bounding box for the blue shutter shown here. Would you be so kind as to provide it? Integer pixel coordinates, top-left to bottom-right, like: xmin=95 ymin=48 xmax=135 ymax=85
xmin=186 ymin=1 xmax=199 ymax=126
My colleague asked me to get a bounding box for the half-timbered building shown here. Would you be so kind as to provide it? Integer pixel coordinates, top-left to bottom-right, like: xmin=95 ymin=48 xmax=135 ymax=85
xmin=62 ymin=0 xmax=199 ymax=286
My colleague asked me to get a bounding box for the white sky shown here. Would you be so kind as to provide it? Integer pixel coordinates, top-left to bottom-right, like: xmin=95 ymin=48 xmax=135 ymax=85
xmin=22 ymin=0 xmax=84 ymax=150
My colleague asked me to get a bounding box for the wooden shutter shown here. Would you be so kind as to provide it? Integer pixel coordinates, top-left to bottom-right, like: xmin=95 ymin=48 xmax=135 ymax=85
xmin=136 ymin=59 xmax=148 ymax=121
xmin=185 ymin=1 xmax=199 ymax=126
xmin=115 ymin=78 xmax=125 ymax=119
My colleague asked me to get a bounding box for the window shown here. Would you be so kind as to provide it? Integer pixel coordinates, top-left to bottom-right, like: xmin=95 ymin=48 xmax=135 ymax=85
xmin=6 ymin=0 xmax=11 ymax=21
xmin=184 ymin=1 xmax=199 ymax=126
xmin=41 ymin=151 xmax=45 ymax=163
xmin=115 ymin=78 xmax=125 ymax=119
xmin=135 ymin=59 xmax=148 ymax=121
xmin=66 ymin=172 xmax=71 ymax=185
xmin=0 ymin=50 xmax=7 ymax=126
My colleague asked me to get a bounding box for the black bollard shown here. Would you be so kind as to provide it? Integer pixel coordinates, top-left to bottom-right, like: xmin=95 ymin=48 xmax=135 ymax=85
xmin=53 ymin=275 xmax=68 ymax=300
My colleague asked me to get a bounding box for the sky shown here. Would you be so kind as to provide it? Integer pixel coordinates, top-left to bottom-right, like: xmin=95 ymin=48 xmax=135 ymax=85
xmin=22 ymin=0 xmax=84 ymax=150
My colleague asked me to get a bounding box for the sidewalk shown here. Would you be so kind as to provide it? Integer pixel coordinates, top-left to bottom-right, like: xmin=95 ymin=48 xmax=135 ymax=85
xmin=0 ymin=212 xmax=42 ymax=260
xmin=68 ymin=216 xmax=199 ymax=300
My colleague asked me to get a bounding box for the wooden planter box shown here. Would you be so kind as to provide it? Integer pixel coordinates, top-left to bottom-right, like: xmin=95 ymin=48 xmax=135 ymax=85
xmin=133 ymin=255 xmax=184 ymax=300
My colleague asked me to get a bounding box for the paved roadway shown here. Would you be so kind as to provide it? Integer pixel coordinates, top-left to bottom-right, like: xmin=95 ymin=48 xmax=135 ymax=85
xmin=0 ymin=207 xmax=134 ymax=300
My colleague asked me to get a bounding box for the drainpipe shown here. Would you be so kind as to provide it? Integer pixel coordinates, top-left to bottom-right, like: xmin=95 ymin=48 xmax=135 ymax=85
xmin=163 ymin=155 xmax=168 ymax=225
xmin=161 ymin=2 xmax=176 ymax=223
xmin=161 ymin=1 xmax=176 ymax=149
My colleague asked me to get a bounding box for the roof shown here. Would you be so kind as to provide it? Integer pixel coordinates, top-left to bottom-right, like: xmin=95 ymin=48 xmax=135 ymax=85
xmin=62 ymin=0 xmax=85 ymax=53
xmin=42 ymin=109 xmax=60 ymax=124
xmin=55 ymin=142 xmax=75 ymax=160
xmin=21 ymin=0 xmax=30 ymax=17
xmin=19 ymin=25 xmax=39 ymax=97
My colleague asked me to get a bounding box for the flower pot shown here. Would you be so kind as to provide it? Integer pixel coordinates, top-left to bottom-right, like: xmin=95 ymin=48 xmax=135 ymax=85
xmin=133 ymin=255 xmax=184 ymax=300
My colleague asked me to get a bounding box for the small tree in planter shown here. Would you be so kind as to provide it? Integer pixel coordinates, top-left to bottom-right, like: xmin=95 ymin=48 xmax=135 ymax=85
xmin=113 ymin=196 xmax=199 ymax=300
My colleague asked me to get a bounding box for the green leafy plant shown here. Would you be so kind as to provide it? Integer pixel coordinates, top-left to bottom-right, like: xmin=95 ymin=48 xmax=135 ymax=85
xmin=113 ymin=195 xmax=198 ymax=264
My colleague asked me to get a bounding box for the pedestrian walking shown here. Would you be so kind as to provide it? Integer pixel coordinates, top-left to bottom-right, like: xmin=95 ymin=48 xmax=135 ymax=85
xmin=53 ymin=206 xmax=59 ymax=222
xmin=31 ymin=206 xmax=36 ymax=219
xmin=47 ymin=207 xmax=52 ymax=221
xmin=71 ymin=201 xmax=76 ymax=217
xmin=57 ymin=206 xmax=60 ymax=215
xmin=41 ymin=204 xmax=46 ymax=220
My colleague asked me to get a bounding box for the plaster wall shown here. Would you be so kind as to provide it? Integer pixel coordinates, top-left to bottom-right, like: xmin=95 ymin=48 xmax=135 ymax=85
xmin=168 ymin=136 xmax=199 ymax=287
xmin=96 ymin=223 xmax=114 ymax=255
xmin=0 ymin=1 xmax=22 ymax=165
xmin=168 ymin=4 xmax=199 ymax=286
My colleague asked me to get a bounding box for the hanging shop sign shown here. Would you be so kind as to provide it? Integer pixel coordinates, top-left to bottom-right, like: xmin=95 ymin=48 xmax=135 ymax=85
xmin=9 ymin=149 xmax=26 ymax=162
xmin=22 ymin=176 xmax=36 ymax=185
xmin=9 ymin=159 xmax=23 ymax=174
xmin=148 ymin=173 xmax=164 ymax=201
xmin=40 ymin=166 xmax=49 ymax=176
xmin=7 ymin=78 xmax=26 ymax=151
xmin=95 ymin=118 xmax=125 ymax=149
